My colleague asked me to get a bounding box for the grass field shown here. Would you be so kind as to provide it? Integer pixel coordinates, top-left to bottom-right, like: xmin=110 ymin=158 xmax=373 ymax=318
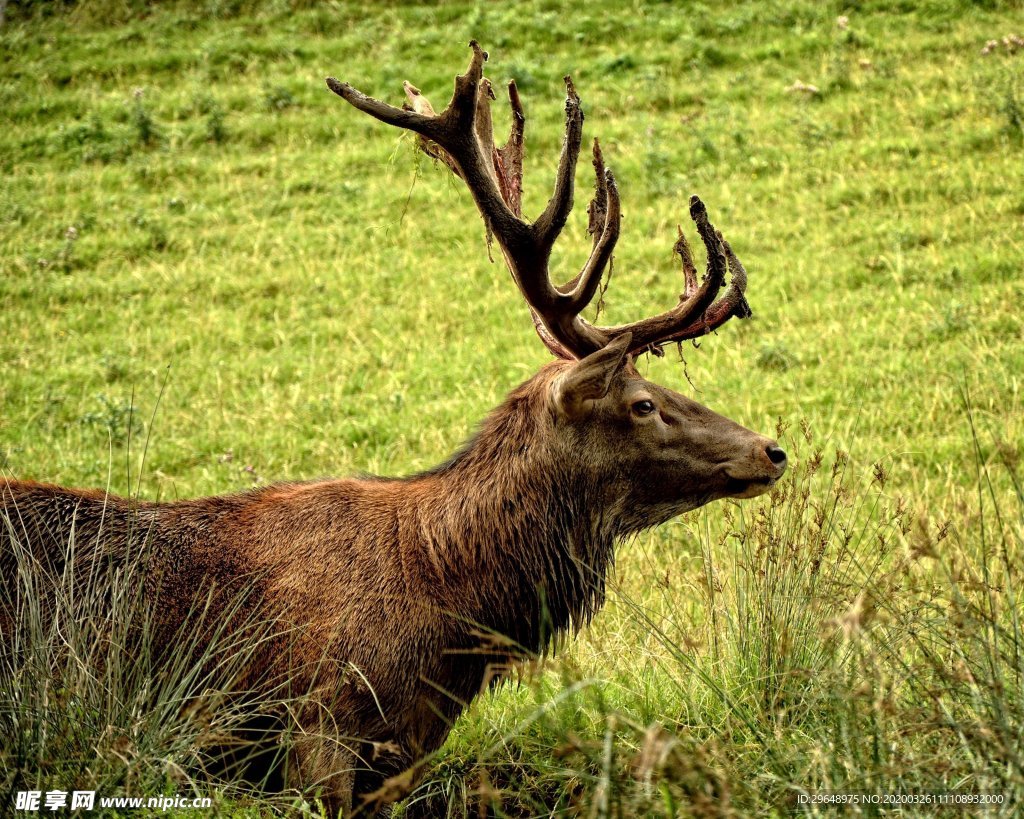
xmin=2 ymin=0 xmax=1023 ymax=815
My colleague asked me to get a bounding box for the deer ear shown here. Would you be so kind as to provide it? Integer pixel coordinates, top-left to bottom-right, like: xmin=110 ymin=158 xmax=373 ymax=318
xmin=552 ymin=333 xmax=633 ymax=420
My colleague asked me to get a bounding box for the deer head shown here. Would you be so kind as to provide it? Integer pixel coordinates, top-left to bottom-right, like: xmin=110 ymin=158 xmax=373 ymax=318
xmin=328 ymin=42 xmax=786 ymax=524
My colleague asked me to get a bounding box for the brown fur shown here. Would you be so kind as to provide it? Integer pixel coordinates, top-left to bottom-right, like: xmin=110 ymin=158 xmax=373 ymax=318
xmin=1 ymin=351 xmax=785 ymax=815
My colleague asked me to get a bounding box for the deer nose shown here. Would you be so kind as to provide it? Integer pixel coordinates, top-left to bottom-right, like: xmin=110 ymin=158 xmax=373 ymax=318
xmin=765 ymin=444 xmax=788 ymax=469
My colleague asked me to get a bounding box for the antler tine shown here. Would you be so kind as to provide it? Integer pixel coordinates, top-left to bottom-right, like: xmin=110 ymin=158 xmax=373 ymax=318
xmin=533 ymin=77 xmax=584 ymax=251
xmin=326 ymin=77 xmax=435 ymax=134
xmin=675 ymin=225 xmax=699 ymax=300
xmin=691 ymin=196 xmax=728 ymax=301
xmin=475 ymin=78 xmax=498 ymax=176
xmin=587 ymin=139 xmax=610 ymax=251
xmin=571 ymin=166 xmax=621 ymax=309
xmin=447 ymin=39 xmax=489 ymax=130
xmin=724 ymin=239 xmax=753 ymax=319
xmin=553 ymin=140 xmax=621 ymax=313
xmin=495 ymin=81 xmax=525 ymax=218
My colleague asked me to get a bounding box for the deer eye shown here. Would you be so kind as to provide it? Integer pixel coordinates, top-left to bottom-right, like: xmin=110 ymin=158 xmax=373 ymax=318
xmin=632 ymin=399 xmax=656 ymax=416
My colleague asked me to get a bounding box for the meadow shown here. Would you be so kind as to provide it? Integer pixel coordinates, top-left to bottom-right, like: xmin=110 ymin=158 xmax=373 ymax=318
xmin=1 ymin=0 xmax=1023 ymax=815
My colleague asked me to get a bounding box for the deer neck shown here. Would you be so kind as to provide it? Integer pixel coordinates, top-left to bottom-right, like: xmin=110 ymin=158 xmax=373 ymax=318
xmin=410 ymin=375 xmax=619 ymax=652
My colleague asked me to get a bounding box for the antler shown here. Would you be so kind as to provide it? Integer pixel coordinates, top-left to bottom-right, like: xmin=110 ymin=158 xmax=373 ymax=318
xmin=327 ymin=42 xmax=751 ymax=360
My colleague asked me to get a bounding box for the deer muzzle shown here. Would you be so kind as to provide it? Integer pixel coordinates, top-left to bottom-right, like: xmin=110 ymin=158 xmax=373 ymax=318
xmin=723 ymin=439 xmax=788 ymax=498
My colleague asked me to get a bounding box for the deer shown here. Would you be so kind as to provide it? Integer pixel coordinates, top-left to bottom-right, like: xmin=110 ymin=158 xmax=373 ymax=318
xmin=0 ymin=42 xmax=787 ymax=817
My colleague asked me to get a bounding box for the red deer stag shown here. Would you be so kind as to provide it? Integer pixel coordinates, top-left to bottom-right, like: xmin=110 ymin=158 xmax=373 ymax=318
xmin=1 ymin=43 xmax=786 ymax=816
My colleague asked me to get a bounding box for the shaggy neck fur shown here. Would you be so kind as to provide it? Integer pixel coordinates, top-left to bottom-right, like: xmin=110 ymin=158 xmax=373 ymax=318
xmin=408 ymin=363 xmax=620 ymax=655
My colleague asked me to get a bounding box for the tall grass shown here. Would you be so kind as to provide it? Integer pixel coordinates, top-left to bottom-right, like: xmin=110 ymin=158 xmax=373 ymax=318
xmin=0 ymin=492 xmax=324 ymax=814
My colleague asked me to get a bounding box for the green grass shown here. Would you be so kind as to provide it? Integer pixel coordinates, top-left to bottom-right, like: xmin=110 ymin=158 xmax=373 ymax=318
xmin=2 ymin=0 xmax=1023 ymax=815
